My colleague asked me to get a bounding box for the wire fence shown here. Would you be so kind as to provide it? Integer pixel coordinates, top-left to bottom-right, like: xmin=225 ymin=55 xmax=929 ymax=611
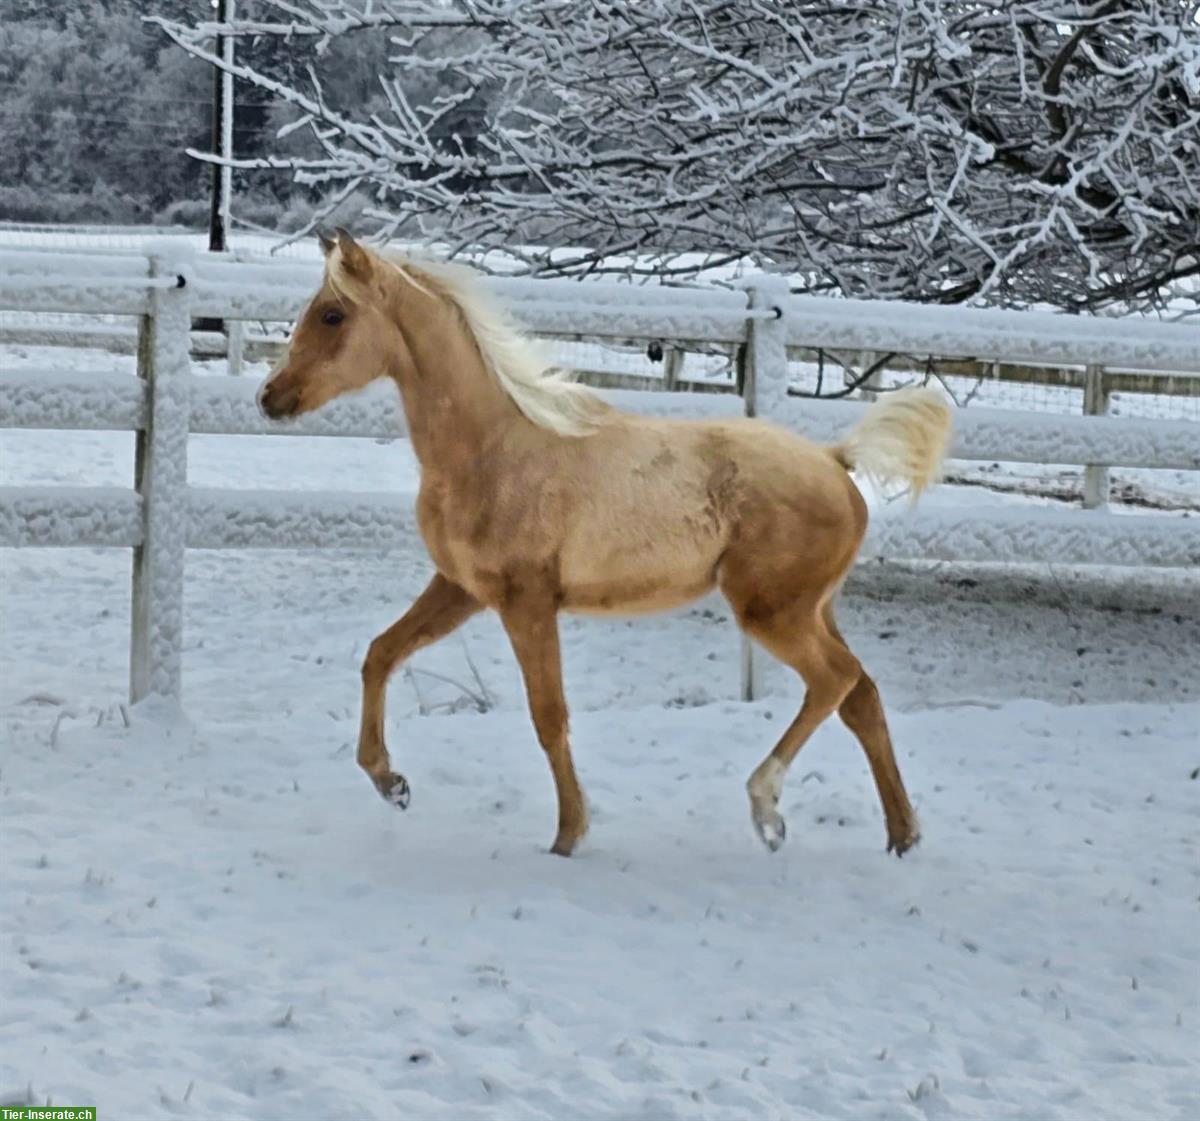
xmin=546 ymin=339 xmax=1199 ymax=425
xmin=0 ymin=222 xmax=200 ymax=252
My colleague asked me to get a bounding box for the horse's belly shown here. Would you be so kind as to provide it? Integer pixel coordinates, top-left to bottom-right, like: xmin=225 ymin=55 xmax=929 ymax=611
xmin=558 ymin=532 xmax=724 ymax=615
xmin=562 ymin=576 xmax=716 ymax=616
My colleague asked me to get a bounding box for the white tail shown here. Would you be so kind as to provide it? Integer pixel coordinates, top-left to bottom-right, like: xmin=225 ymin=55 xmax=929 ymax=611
xmin=834 ymin=386 xmax=954 ymax=502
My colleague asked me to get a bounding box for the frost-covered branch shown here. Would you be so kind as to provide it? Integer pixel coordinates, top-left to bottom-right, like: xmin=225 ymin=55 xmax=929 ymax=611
xmin=153 ymin=0 xmax=1200 ymax=312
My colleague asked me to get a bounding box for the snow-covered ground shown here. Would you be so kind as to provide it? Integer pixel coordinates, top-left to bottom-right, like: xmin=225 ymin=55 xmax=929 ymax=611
xmin=3 ymin=689 xmax=1197 ymax=1121
xmin=2 ymin=341 xmax=1198 ymax=1119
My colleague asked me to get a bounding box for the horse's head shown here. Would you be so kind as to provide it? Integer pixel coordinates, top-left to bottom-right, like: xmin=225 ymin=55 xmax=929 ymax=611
xmin=257 ymin=229 xmax=404 ymax=420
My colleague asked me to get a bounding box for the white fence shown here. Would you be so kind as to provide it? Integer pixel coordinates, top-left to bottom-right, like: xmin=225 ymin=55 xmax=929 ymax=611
xmin=2 ymin=248 xmax=1199 ymax=704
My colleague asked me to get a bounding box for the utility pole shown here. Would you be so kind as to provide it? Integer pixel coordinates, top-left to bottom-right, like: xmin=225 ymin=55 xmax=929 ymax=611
xmin=200 ymin=0 xmax=235 ymax=332
xmin=208 ymin=0 xmax=234 ymax=256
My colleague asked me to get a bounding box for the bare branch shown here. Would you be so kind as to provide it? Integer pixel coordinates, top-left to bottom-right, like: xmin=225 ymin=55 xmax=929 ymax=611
xmin=150 ymin=0 xmax=1200 ymax=313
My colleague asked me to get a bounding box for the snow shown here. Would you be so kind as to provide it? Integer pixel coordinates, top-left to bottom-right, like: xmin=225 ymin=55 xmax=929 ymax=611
xmin=781 ymin=398 xmax=1200 ymax=472
xmin=186 ymin=486 xmax=417 ymax=550
xmin=129 ymin=257 xmax=192 ymax=702
xmin=3 ymin=321 xmax=1199 ymax=1120
xmin=783 ymin=295 xmax=1200 ymax=375
xmin=602 ymin=388 xmax=744 ymax=422
xmin=744 ymin=275 xmax=792 ymax=418
xmin=0 ymin=249 xmax=157 ymax=280
xmin=3 ymin=690 xmax=1198 ymax=1120
xmin=6 ymin=478 xmax=1195 ymax=565
xmin=501 ymin=301 xmax=754 ymax=346
xmin=867 ymin=503 xmax=1200 ymax=568
xmin=0 ymin=486 xmax=141 ymax=547
xmin=188 ymin=376 xmax=404 ymax=439
xmin=487 ymin=275 xmax=749 ymax=312
xmin=0 ymin=251 xmax=165 ymax=317
xmin=6 ymin=367 xmax=1198 ymax=475
xmin=1 ymin=368 xmax=146 ymax=430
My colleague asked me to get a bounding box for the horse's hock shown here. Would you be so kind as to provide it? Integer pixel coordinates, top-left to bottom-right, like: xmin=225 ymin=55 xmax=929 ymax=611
xmin=1 ymin=245 xmax=1198 ymax=704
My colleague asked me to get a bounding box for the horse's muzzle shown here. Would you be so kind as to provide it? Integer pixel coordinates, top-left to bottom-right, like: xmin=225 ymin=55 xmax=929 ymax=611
xmin=257 ymin=379 xmax=301 ymax=420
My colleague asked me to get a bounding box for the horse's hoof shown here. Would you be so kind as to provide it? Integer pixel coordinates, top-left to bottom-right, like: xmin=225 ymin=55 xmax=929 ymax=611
xmin=753 ymin=810 xmax=786 ymax=852
xmin=375 ymin=772 xmax=411 ymax=810
xmin=548 ymin=832 xmax=583 ymax=857
xmin=887 ymin=825 xmax=920 ymax=857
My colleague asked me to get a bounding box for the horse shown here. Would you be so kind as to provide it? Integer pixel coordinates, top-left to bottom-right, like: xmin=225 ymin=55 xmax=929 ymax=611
xmin=257 ymin=229 xmax=953 ymax=858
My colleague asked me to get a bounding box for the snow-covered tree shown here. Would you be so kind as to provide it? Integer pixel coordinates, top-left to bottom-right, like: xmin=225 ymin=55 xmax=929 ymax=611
xmin=153 ymin=1 xmax=1200 ymax=312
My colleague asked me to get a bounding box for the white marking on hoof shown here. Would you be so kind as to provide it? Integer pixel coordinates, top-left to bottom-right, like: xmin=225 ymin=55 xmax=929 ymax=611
xmin=753 ymin=809 xmax=787 ymax=852
xmin=747 ymin=758 xmax=788 ymax=852
xmin=379 ymin=773 xmax=411 ymax=810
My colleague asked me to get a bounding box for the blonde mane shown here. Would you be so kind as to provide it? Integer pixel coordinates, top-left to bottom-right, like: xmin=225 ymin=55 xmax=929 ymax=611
xmin=329 ymin=244 xmax=611 ymax=437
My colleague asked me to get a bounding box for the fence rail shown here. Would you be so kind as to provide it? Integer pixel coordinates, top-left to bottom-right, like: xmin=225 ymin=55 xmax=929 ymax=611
xmin=7 ymin=323 xmax=1198 ymax=405
xmin=2 ymin=247 xmax=1199 ymax=705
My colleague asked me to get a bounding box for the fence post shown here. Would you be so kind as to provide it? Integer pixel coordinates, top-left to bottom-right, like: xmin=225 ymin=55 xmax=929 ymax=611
xmin=739 ymin=275 xmax=790 ymax=701
xmin=130 ymin=252 xmax=192 ymax=704
xmin=227 ymin=319 xmax=245 ymax=376
xmin=742 ymin=276 xmax=791 ymax=419
xmin=1082 ymin=365 xmax=1110 ymax=509
xmin=855 ymin=350 xmax=881 ymax=401
xmin=662 ymin=346 xmax=683 ymax=391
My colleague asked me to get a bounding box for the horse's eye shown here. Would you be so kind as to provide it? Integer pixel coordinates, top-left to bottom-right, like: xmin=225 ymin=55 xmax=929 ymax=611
xmin=322 ymin=309 xmax=344 ymax=326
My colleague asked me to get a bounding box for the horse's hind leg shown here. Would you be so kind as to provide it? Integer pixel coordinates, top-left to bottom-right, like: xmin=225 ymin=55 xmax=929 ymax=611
xmin=358 ymin=574 xmax=481 ymax=807
xmin=734 ymin=600 xmax=862 ymax=851
xmin=823 ymin=605 xmax=920 ymax=854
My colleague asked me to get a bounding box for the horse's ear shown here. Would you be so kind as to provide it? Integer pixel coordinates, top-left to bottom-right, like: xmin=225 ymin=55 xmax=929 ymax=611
xmin=334 ymin=227 xmax=370 ymax=278
xmin=317 ymin=228 xmax=337 ymax=256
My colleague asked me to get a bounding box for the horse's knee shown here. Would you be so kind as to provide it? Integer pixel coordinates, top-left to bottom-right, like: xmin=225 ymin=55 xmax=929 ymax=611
xmin=839 ymin=671 xmax=879 ymax=721
xmin=827 ymin=648 xmax=863 ymax=698
xmin=795 ymin=638 xmax=860 ymax=704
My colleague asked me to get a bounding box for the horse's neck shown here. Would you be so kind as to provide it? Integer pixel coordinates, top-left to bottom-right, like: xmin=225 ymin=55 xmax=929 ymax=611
xmin=387 ymin=293 xmax=521 ymax=476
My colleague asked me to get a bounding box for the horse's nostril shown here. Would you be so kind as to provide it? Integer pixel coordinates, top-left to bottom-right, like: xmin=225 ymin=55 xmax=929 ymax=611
xmin=259 ymin=381 xmax=299 ymax=420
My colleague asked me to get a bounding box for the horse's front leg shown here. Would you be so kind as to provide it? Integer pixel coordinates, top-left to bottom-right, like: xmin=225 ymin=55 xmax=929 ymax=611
xmin=358 ymin=574 xmax=481 ymax=807
xmin=499 ymin=592 xmax=588 ymax=856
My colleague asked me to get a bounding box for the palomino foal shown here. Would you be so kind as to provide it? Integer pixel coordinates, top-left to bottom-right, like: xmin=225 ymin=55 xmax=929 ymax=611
xmin=259 ymin=230 xmax=953 ymax=858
